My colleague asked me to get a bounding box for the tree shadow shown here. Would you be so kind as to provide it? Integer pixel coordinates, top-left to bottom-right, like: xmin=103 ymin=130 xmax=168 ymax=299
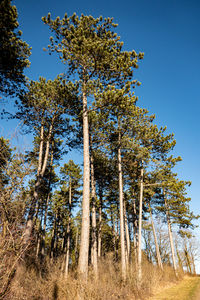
xmin=53 ymin=282 xmax=59 ymax=300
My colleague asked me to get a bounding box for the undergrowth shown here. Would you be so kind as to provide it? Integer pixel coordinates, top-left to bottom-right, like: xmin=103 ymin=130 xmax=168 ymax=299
xmin=2 ymin=256 xmax=181 ymax=300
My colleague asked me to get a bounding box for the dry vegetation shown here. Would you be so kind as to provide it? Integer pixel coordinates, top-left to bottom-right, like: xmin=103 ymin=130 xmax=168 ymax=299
xmin=1 ymin=253 xmax=180 ymax=300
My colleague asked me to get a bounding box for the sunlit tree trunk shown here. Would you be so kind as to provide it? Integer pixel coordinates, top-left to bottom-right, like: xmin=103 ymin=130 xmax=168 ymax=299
xmin=23 ymin=124 xmax=44 ymax=246
xmin=23 ymin=120 xmax=54 ymax=250
xmin=111 ymin=208 xmax=117 ymax=260
xmin=41 ymin=146 xmax=54 ymax=257
xmin=138 ymin=163 xmax=144 ymax=283
xmin=164 ymin=190 xmax=177 ymax=276
xmin=98 ymin=189 xmax=102 ymax=258
xmin=75 ymin=227 xmax=79 ymax=263
xmin=78 ymin=88 xmax=90 ymax=279
xmin=90 ymin=152 xmax=98 ymax=277
xmin=50 ymin=211 xmax=57 ymax=261
xmin=176 ymin=241 xmax=184 ymax=272
xmin=191 ymin=252 xmax=196 ymax=275
xmin=116 ymin=204 xmax=120 ymax=261
xmin=184 ymin=242 xmax=192 ymax=274
xmin=133 ymin=198 xmax=138 ymax=269
xmin=124 ymin=200 xmax=130 ymax=268
xmin=149 ymin=204 xmax=163 ymax=270
xmin=118 ymin=126 xmax=126 ymax=281
xmin=35 ymin=219 xmax=42 ymax=258
xmin=64 ymin=178 xmax=71 ymax=277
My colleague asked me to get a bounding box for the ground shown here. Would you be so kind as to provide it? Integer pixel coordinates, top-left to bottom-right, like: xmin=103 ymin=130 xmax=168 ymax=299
xmin=148 ymin=276 xmax=200 ymax=300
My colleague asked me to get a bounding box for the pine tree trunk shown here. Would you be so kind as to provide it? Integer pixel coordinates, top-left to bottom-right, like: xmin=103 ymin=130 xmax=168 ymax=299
xmin=78 ymin=89 xmax=90 ymax=279
xmin=164 ymin=190 xmax=177 ymax=276
xmin=23 ymin=121 xmax=53 ymax=249
xmin=35 ymin=220 xmax=42 ymax=258
xmin=124 ymin=199 xmax=130 ymax=267
xmin=176 ymin=242 xmax=183 ymax=272
xmin=90 ymin=152 xmax=98 ymax=276
xmin=184 ymin=243 xmax=192 ymax=274
xmin=75 ymin=227 xmax=79 ymax=263
xmin=64 ymin=178 xmax=72 ymax=278
xmin=98 ymin=190 xmax=102 ymax=258
xmin=23 ymin=124 xmax=44 ymax=246
xmin=118 ymin=128 xmax=126 ymax=281
xmin=50 ymin=211 xmax=57 ymax=260
xmin=191 ymin=252 xmax=196 ymax=275
xmin=138 ymin=164 xmax=144 ymax=283
xmin=111 ymin=209 xmax=117 ymax=261
xmin=116 ymin=204 xmax=120 ymax=261
xmin=41 ymin=145 xmax=54 ymax=257
xmin=41 ymin=193 xmax=49 ymax=257
xmin=64 ymin=223 xmax=70 ymax=277
xmin=133 ymin=198 xmax=138 ymax=269
xmin=149 ymin=204 xmax=163 ymax=270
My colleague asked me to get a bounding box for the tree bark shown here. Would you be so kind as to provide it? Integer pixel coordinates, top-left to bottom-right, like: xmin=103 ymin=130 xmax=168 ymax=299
xmin=78 ymin=89 xmax=90 ymax=279
xmin=90 ymin=152 xmax=98 ymax=277
xmin=111 ymin=208 xmax=117 ymax=261
xmin=64 ymin=177 xmax=71 ymax=278
xmin=35 ymin=220 xmax=42 ymax=258
xmin=75 ymin=227 xmax=79 ymax=263
xmin=176 ymin=241 xmax=183 ymax=272
xmin=41 ymin=146 xmax=54 ymax=257
xmin=22 ymin=124 xmax=44 ymax=246
xmin=191 ymin=252 xmax=196 ymax=275
xmin=98 ymin=190 xmax=102 ymax=258
xmin=138 ymin=163 xmax=144 ymax=283
xmin=50 ymin=211 xmax=57 ymax=260
xmin=133 ymin=197 xmax=138 ymax=269
xmin=124 ymin=199 xmax=130 ymax=267
xmin=164 ymin=190 xmax=178 ymax=276
xmin=184 ymin=242 xmax=192 ymax=274
xmin=118 ymin=127 xmax=126 ymax=281
xmin=23 ymin=118 xmax=54 ymax=250
xmin=149 ymin=204 xmax=163 ymax=270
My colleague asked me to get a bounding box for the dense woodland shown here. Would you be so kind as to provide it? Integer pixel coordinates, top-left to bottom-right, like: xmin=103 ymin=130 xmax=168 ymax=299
xmin=0 ymin=1 xmax=199 ymax=299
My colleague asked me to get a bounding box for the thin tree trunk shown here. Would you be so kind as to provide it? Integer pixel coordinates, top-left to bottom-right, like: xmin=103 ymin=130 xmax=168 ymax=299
xmin=78 ymin=89 xmax=90 ymax=279
xmin=23 ymin=124 xmax=44 ymax=246
xmin=133 ymin=198 xmax=138 ymax=269
xmin=176 ymin=241 xmax=183 ymax=272
xmin=118 ymin=126 xmax=126 ymax=281
xmin=41 ymin=146 xmax=54 ymax=257
xmin=35 ymin=220 xmax=42 ymax=258
xmin=55 ymin=211 xmax=61 ymax=257
xmin=164 ymin=190 xmax=177 ymax=276
xmin=116 ymin=203 xmax=120 ymax=261
xmin=124 ymin=199 xmax=130 ymax=267
xmin=64 ymin=178 xmax=72 ymax=278
xmin=75 ymin=227 xmax=79 ymax=263
xmin=23 ymin=117 xmax=54 ymax=250
xmin=184 ymin=242 xmax=192 ymax=274
xmin=90 ymin=152 xmax=98 ymax=276
xmin=64 ymin=223 xmax=70 ymax=276
xmin=40 ymin=122 xmax=53 ymax=177
xmin=191 ymin=252 xmax=196 ymax=275
xmin=111 ymin=208 xmax=117 ymax=261
xmin=98 ymin=188 xmax=102 ymax=258
xmin=138 ymin=163 xmax=144 ymax=283
xmin=50 ymin=211 xmax=57 ymax=260
xmin=41 ymin=193 xmax=50 ymax=257
xmin=149 ymin=204 xmax=163 ymax=270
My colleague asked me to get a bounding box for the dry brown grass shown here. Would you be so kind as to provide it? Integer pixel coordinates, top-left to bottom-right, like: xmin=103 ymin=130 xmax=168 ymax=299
xmin=3 ymin=255 xmax=181 ymax=300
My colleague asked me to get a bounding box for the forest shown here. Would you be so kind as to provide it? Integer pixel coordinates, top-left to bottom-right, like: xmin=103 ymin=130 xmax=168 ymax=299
xmin=0 ymin=0 xmax=199 ymax=299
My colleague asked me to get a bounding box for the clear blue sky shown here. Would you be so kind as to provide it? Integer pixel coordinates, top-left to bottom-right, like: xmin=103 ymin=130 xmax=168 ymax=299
xmin=6 ymin=1 xmax=200 ymax=228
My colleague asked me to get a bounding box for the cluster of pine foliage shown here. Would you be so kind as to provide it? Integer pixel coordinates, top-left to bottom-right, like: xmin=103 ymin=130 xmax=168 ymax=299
xmin=0 ymin=1 xmax=198 ymax=298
